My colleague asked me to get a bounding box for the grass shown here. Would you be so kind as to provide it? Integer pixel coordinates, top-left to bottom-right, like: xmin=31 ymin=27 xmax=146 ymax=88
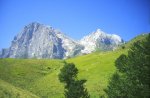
xmin=0 ymin=34 xmax=148 ymax=98
xmin=0 ymin=79 xmax=39 ymax=98
xmin=0 ymin=50 xmax=125 ymax=98
xmin=0 ymin=59 xmax=65 ymax=98
xmin=67 ymin=50 xmax=125 ymax=97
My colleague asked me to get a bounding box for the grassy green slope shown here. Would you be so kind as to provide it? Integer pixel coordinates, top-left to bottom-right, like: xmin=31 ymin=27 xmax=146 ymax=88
xmin=0 ymin=79 xmax=39 ymax=98
xmin=0 ymin=59 xmax=65 ymax=98
xmin=0 ymin=51 xmax=125 ymax=98
xmin=67 ymin=50 xmax=125 ymax=97
xmin=0 ymin=34 xmax=148 ymax=98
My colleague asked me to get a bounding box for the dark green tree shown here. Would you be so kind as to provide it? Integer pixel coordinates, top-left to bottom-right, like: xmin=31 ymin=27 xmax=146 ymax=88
xmin=59 ymin=63 xmax=78 ymax=88
xmin=105 ymin=34 xmax=150 ymax=98
xmin=104 ymin=72 xmax=128 ymax=98
xmin=59 ymin=62 xmax=90 ymax=98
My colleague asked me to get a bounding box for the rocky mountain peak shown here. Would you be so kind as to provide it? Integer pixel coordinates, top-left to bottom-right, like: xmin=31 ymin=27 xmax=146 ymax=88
xmin=93 ymin=29 xmax=105 ymax=35
xmin=80 ymin=29 xmax=123 ymax=54
xmin=0 ymin=22 xmax=83 ymax=59
xmin=0 ymin=23 xmax=124 ymax=59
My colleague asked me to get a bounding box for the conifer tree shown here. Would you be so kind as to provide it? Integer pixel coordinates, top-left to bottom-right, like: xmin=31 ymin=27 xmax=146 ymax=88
xmin=105 ymin=34 xmax=150 ymax=98
xmin=59 ymin=63 xmax=90 ymax=98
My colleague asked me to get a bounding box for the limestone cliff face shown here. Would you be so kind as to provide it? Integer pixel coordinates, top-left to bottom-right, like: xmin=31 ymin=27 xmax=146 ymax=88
xmin=0 ymin=22 xmax=83 ymax=59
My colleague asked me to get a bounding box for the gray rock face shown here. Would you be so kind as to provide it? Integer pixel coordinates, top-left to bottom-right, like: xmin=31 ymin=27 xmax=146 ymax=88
xmin=0 ymin=22 xmax=83 ymax=59
xmin=0 ymin=22 xmax=123 ymax=59
xmin=0 ymin=48 xmax=9 ymax=58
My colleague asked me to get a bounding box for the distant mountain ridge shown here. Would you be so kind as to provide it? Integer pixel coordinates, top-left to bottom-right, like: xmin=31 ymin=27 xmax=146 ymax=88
xmin=0 ymin=22 xmax=123 ymax=59
xmin=80 ymin=29 xmax=123 ymax=53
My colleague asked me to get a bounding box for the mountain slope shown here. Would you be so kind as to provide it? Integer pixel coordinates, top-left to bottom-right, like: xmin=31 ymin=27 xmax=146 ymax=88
xmin=0 ymin=58 xmax=65 ymax=98
xmin=0 ymin=52 xmax=116 ymax=97
xmin=0 ymin=79 xmax=39 ymax=98
xmin=0 ymin=49 xmax=126 ymax=97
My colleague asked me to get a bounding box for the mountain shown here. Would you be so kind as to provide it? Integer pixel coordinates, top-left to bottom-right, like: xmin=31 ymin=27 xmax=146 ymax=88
xmin=0 ymin=34 xmax=148 ymax=97
xmin=0 ymin=22 xmax=123 ymax=59
xmin=80 ymin=29 xmax=123 ymax=54
xmin=0 ymin=22 xmax=83 ymax=59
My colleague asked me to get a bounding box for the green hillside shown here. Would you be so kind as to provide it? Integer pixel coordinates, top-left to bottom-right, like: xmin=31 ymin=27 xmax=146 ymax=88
xmin=0 ymin=59 xmax=65 ymax=98
xmin=0 ymin=34 xmax=148 ymax=98
xmin=67 ymin=50 xmax=125 ymax=97
xmin=0 ymin=51 xmax=125 ymax=98
xmin=0 ymin=79 xmax=39 ymax=98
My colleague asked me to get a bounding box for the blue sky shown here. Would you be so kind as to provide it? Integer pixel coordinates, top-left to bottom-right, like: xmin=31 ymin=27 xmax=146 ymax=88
xmin=0 ymin=0 xmax=150 ymax=49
